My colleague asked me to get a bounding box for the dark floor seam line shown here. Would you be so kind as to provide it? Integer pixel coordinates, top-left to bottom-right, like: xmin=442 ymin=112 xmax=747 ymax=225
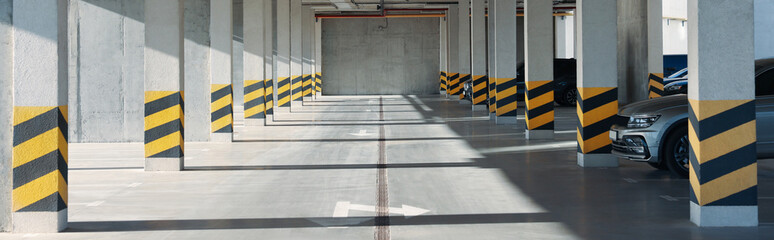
xmin=376 ymin=96 xmax=390 ymax=240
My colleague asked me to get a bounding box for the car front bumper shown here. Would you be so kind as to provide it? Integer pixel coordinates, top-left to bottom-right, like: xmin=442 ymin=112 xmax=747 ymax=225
xmin=609 ymin=124 xmax=661 ymax=163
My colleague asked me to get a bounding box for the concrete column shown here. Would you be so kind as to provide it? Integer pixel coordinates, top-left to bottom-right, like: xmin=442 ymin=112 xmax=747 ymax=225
xmin=310 ymin=12 xmax=316 ymax=98
xmin=688 ymin=0 xmax=757 ymax=227
xmin=647 ymin=0 xmax=664 ymax=99
xmin=457 ymin=0 xmax=471 ymax=102
xmin=493 ymin=0 xmax=518 ymax=125
xmin=10 ymin=0 xmax=69 ymax=232
xmin=290 ymin=0 xmax=303 ymax=109
xmin=184 ymin=0 xmax=211 ymax=142
xmin=524 ymin=0 xmax=555 ymax=139
xmin=487 ymin=0 xmax=496 ymax=119
xmin=264 ymin=0 xmax=275 ymax=117
xmin=210 ymin=0 xmax=234 ymax=140
xmin=276 ymin=0 xmax=292 ymax=111
xmin=470 ymin=0 xmax=487 ymax=110
xmin=302 ymin=7 xmax=313 ymax=101
xmin=144 ymin=0 xmax=185 ymax=171
xmin=232 ymin=1 xmax=245 ymax=115
xmin=447 ymin=7 xmax=460 ymax=98
xmin=0 ymin=0 xmax=12 ymax=232
xmin=576 ymin=0 xmax=618 ymax=167
xmin=315 ymin=19 xmax=322 ymax=96
xmin=244 ymin=0 xmax=266 ymax=126
xmin=439 ymin=16 xmax=448 ymax=95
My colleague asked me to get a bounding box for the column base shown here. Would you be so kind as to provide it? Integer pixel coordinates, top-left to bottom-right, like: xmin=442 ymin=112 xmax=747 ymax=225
xmin=245 ymin=118 xmax=266 ymax=126
xmin=145 ymin=157 xmax=184 ymax=171
xmin=303 ymin=96 xmax=313 ymax=102
xmin=275 ymin=106 xmax=291 ymax=114
xmin=210 ymin=132 xmax=233 ymax=142
xmin=291 ymin=100 xmax=303 ymax=111
xmin=12 ymin=209 xmax=67 ymax=233
xmin=690 ymin=202 xmax=758 ymax=227
xmin=316 ymin=92 xmax=322 ymax=97
xmin=490 ymin=113 xmax=496 ymax=121
xmin=458 ymin=99 xmax=470 ymax=105
xmin=439 ymin=91 xmax=445 ymax=95
xmin=472 ymin=105 xmax=487 ymax=111
xmin=526 ymin=129 xmax=555 ymax=140
xmin=496 ymin=116 xmax=518 ymax=125
xmin=577 ymin=153 xmax=619 ymax=167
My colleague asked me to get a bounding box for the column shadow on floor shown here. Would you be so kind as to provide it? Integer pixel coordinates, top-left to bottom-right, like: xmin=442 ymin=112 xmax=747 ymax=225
xmin=184 ymin=162 xmax=480 ymax=171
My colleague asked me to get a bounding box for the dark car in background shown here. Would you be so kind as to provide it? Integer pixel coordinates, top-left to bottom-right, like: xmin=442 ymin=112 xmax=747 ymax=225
xmin=463 ymin=58 xmax=578 ymax=106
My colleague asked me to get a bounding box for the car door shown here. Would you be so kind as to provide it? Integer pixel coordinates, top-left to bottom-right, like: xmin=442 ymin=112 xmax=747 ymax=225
xmin=755 ymin=68 xmax=774 ymax=157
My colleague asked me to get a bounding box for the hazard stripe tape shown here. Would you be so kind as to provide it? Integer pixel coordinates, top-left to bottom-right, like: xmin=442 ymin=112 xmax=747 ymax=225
xmin=440 ymin=71 xmax=447 ymax=91
xmin=489 ymin=76 xmax=496 ymax=113
xmin=277 ymin=77 xmax=291 ymax=107
xmin=688 ymin=99 xmax=757 ymax=206
xmin=265 ymin=78 xmax=274 ymax=114
xmin=291 ymin=75 xmax=303 ymax=101
xmin=211 ymin=84 xmax=234 ymax=133
xmin=525 ymin=80 xmax=554 ymax=130
xmin=302 ymin=74 xmax=313 ymax=96
xmin=472 ymin=75 xmax=488 ymax=105
xmin=456 ymin=74 xmax=470 ymax=96
xmin=447 ymin=73 xmax=459 ymax=95
xmin=12 ymin=106 xmax=68 ymax=212
xmin=648 ymin=73 xmax=664 ymax=99
xmin=315 ymin=72 xmax=322 ymax=92
xmin=144 ymin=91 xmax=184 ymax=158
xmin=576 ymin=87 xmax=617 ymax=154
xmin=495 ymin=77 xmax=518 ymax=117
xmin=244 ymin=80 xmax=265 ymax=119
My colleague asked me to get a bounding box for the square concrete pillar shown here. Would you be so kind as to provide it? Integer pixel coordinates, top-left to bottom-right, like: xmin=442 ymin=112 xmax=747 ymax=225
xmin=487 ymin=0 xmax=497 ymax=120
xmin=144 ymin=0 xmax=185 ymax=171
xmin=290 ymin=0 xmax=303 ymax=111
xmin=576 ymin=0 xmax=619 ymax=167
xmin=276 ymin=0 xmax=292 ymax=111
xmin=210 ymin=0 xmax=235 ymax=141
xmin=470 ymin=0 xmax=488 ymax=111
xmin=687 ymin=0 xmax=757 ymax=227
xmin=447 ymin=7 xmax=460 ymax=98
xmin=647 ymin=0 xmax=665 ymax=99
xmin=440 ymin=17 xmax=448 ymax=96
xmin=10 ymin=0 xmax=69 ymax=232
xmin=264 ymin=0 xmax=276 ymax=118
xmin=302 ymin=7 xmax=314 ymax=102
xmin=493 ymin=0 xmax=519 ymax=125
xmin=315 ymin=19 xmax=323 ymax=97
xmin=457 ymin=0 xmax=471 ymax=104
xmin=244 ymin=0 xmax=267 ymax=127
xmin=524 ymin=0 xmax=555 ymax=139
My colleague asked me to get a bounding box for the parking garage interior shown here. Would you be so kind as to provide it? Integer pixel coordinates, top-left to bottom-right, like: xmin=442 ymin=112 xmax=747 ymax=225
xmin=2 ymin=0 xmax=774 ymax=239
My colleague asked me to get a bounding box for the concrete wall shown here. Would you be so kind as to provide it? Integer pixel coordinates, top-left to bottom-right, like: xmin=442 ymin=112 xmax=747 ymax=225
xmin=0 ymin=0 xmax=10 ymax=232
xmin=184 ymin=0 xmax=211 ymax=142
xmin=555 ymin=15 xmax=575 ymax=59
xmin=663 ymin=0 xmax=687 ymax=55
xmin=617 ymin=0 xmax=649 ymax=105
xmin=756 ymin=0 xmax=774 ymax=59
xmin=69 ymin=0 xmax=144 ymax=142
xmin=321 ymin=18 xmax=439 ymax=95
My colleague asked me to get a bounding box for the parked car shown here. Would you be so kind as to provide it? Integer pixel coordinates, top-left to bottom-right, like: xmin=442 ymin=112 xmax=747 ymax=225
xmin=662 ymin=68 xmax=688 ymax=95
xmin=610 ymin=58 xmax=774 ymax=177
xmin=462 ymin=58 xmax=578 ymax=106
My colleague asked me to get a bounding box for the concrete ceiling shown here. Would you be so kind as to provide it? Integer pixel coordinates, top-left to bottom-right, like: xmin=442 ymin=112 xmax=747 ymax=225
xmin=306 ymin=0 xmax=576 ymax=13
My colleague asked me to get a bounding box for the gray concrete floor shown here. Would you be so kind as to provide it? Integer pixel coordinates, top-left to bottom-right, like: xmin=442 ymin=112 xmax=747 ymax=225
xmin=3 ymin=95 xmax=774 ymax=239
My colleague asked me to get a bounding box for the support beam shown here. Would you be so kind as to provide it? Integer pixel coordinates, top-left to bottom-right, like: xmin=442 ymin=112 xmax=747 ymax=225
xmin=447 ymin=7 xmax=460 ymax=98
xmin=144 ymin=0 xmax=185 ymax=171
xmin=11 ymin=0 xmax=69 ymax=232
xmin=457 ymin=0 xmax=471 ymax=102
xmin=276 ymin=0 xmax=292 ymax=111
xmin=647 ymin=0 xmax=664 ymax=99
xmin=315 ymin=19 xmax=323 ymax=96
xmin=576 ymin=0 xmax=618 ymax=167
xmin=0 ymin=0 xmax=12 ymax=232
xmin=493 ymin=0 xmax=518 ymax=125
xmin=302 ymin=7 xmax=314 ymax=101
xmin=524 ymin=0 xmax=555 ymax=139
xmin=487 ymin=0 xmax=497 ymax=120
xmin=245 ymin=0 xmax=266 ymax=126
xmin=440 ymin=16 xmax=448 ymax=96
xmin=264 ymin=0 xmax=275 ymax=117
xmin=211 ymin=0 xmax=234 ymax=140
xmin=290 ymin=0 xmax=303 ymax=110
xmin=470 ymin=0 xmax=487 ymax=110
xmin=688 ymin=0 xmax=757 ymax=227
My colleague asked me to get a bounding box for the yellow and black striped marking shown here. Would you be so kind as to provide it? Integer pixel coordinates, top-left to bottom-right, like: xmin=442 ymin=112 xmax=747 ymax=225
xmin=302 ymin=74 xmax=313 ymax=97
xmin=245 ymin=80 xmax=265 ymax=119
xmin=440 ymin=71 xmax=447 ymax=92
xmin=291 ymin=75 xmax=303 ymax=101
xmin=315 ymin=72 xmax=322 ymax=93
xmin=489 ymin=77 xmax=496 ymax=113
xmin=472 ymin=75 xmax=488 ymax=105
xmin=277 ymin=77 xmax=291 ymax=107
xmin=447 ymin=73 xmax=459 ymax=96
xmin=12 ymin=106 xmax=68 ymax=212
xmin=265 ymin=78 xmax=274 ymax=114
xmin=495 ymin=77 xmax=518 ymax=117
xmin=211 ymin=84 xmax=234 ymax=132
xmin=525 ymin=80 xmax=554 ymax=130
xmin=145 ymin=91 xmax=184 ymax=158
xmin=648 ymin=73 xmax=664 ymax=99
xmin=456 ymin=74 xmax=470 ymax=96
xmin=576 ymin=87 xmax=617 ymax=154
xmin=689 ymin=99 xmax=757 ymax=206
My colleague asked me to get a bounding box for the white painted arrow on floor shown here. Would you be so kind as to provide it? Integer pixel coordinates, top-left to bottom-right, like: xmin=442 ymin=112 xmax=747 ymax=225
xmin=333 ymin=201 xmax=430 ymax=219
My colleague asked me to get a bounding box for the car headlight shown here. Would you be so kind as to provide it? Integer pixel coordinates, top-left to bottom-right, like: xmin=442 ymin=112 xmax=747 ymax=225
xmin=665 ymin=84 xmax=684 ymax=92
xmin=627 ymin=114 xmax=660 ymax=128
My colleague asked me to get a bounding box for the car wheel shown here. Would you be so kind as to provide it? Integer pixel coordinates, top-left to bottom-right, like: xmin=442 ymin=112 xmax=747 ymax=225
xmin=647 ymin=161 xmax=668 ymax=170
xmin=562 ymin=88 xmax=577 ymax=106
xmin=664 ymin=125 xmax=689 ymax=178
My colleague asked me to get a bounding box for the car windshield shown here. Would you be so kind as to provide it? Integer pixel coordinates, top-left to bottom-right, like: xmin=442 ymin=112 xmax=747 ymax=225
xmin=667 ymin=68 xmax=687 ymax=79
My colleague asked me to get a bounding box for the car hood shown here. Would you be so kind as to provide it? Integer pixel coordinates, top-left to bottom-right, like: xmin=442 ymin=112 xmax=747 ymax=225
xmin=618 ymin=94 xmax=688 ymax=116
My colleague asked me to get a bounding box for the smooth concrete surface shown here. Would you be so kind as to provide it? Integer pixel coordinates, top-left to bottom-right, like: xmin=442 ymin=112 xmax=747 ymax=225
xmin=0 ymin=0 xmax=11 ymax=232
xmin=144 ymin=157 xmax=184 ymax=172
xmin=70 ymin=0 xmax=145 ymax=142
xmin=321 ymin=18 xmax=440 ymax=95
xmin=554 ymin=15 xmax=575 ymax=59
xmin=232 ymin=0 xmax=245 ymax=109
xmin=184 ymin=0 xmax=212 ymax=142
xmin=12 ymin=210 xmax=67 ymax=233
xmin=756 ymin=0 xmax=774 ymax=59
xmin=690 ymin=203 xmax=758 ymax=227
xmin=496 ymin=116 xmax=518 ymax=125
xmin=577 ymin=153 xmax=620 ymax=167
xmin=526 ymin=130 xmax=555 ymax=140
xmin=3 ymin=95 xmax=774 ymax=238
xmin=616 ymin=0 xmax=650 ymax=104
xmin=210 ymin=133 xmax=233 ymax=143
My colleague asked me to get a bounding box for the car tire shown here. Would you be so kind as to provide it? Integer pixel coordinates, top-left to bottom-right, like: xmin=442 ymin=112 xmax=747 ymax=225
xmin=647 ymin=161 xmax=668 ymax=170
xmin=664 ymin=125 xmax=689 ymax=178
xmin=559 ymin=88 xmax=577 ymax=106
